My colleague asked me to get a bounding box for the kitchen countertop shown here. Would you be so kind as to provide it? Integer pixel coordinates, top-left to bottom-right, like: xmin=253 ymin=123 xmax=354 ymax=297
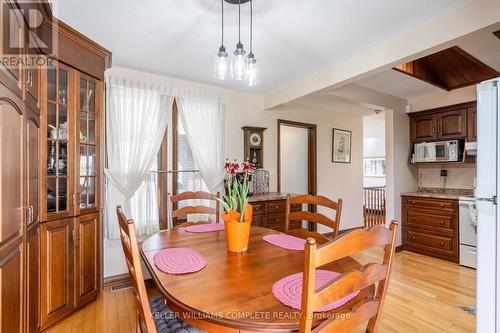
xmin=248 ymin=192 xmax=297 ymax=202
xmin=401 ymin=187 xmax=474 ymax=200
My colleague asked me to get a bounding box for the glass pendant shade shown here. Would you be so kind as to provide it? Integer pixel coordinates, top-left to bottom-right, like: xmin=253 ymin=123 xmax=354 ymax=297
xmin=215 ymin=46 xmax=229 ymax=80
xmin=231 ymin=42 xmax=246 ymax=81
xmin=245 ymin=53 xmax=258 ymax=86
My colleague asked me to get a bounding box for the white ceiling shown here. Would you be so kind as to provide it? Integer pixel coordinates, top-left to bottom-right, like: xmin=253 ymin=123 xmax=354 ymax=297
xmin=55 ymin=0 xmax=467 ymax=94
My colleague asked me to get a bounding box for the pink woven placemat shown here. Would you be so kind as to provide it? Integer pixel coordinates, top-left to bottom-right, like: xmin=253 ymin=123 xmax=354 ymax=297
xmin=184 ymin=223 xmax=225 ymax=233
xmin=153 ymin=248 xmax=207 ymax=274
xmin=272 ymin=270 xmax=360 ymax=312
xmin=263 ymin=234 xmax=306 ymax=251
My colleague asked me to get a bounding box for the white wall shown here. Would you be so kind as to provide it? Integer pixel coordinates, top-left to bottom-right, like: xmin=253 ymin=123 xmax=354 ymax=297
xmin=104 ymin=67 xmax=366 ymax=277
xmin=418 ymin=166 xmax=476 ymax=189
xmin=408 ymin=85 xmax=476 ymax=111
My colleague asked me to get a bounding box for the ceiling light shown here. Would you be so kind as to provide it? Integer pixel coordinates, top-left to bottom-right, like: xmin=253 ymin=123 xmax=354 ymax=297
xmin=231 ymin=0 xmax=246 ymax=81
xmin=215 ymin=0 xmax=258 ymax=86
xmin=215 ymin=0 xmax=229 ymax=80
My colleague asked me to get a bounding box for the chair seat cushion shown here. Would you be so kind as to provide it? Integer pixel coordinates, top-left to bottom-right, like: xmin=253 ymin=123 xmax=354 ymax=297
xmin=150 ymin=295 xmax=205 ymax=333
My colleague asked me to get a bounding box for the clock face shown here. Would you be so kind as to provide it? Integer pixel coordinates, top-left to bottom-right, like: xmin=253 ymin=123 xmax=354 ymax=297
xmin=249 ymin=133 xmax=262 ymax=146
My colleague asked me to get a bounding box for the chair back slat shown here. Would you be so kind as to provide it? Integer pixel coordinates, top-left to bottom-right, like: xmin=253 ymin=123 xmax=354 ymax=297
xmin=315 ymin=225 xmax=393 ymax=267
xmin=312 ymin=300 xmax=380 ymax=333
xmin=169 ymin=191 xmax=220 ymax=227
xmin=171 ymin=191 xmax=215 ymax=202
xmin=116 ymin=206 xmax=157 ymax=333
xmin=299 ymin=221 xmax=398 ymax=333
xmin=285 ymin=195 xmax=343 ymax=238
xmin=172 ymin=205 xmax=216 ymax=218
xmin=314 ymin=263 xmax=387 ymax=310
xmin=289 ymin=211 xmax=337 ymax=230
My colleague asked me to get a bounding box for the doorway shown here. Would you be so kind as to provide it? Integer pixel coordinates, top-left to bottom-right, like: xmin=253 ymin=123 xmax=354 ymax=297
xmin=277 ymin=120 xmax=317 ymax=196
xmin=362 ymin=112 xmax=387 ymax=227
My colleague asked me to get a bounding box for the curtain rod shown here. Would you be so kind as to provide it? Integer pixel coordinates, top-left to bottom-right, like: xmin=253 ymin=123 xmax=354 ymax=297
xmin=150 ymin=170 xmax=200 ymax=174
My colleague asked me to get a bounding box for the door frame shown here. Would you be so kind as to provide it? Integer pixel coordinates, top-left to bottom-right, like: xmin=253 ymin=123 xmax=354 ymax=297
xmin=277 ymin=119 xmax=317 ymax=196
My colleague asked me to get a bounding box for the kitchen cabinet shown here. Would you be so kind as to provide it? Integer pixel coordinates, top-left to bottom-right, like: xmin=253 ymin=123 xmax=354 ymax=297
xmin=467 ymin=106 xmax=477 ymax=142
xmin=437 ymin=109 xmax=467 ymax=139
xmin=24 ymin=222 xmax=39 ymax=333
xmin=409 ymin=101 xmax=475 ymax=144
xmin=410 ymin=114 xmax=437 ymax=142
xmin=402 ymin=195 xmax=459 ymax=262
xmin=0 ymin=237 xmax=23 ymax=333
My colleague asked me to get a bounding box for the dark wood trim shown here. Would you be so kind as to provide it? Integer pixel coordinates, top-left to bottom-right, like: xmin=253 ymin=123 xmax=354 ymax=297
xmin=158 ymin=130 xmax=169 ymax=229
xmin=277 ymin=119 xmax=317 ymax=196
xmin=395 ymin=245 xmax=404 ymax=253
xmin=103 ymin=273 xmax=130 ymax=287
xmin=277 ymin=119 xmax=317 ymax=231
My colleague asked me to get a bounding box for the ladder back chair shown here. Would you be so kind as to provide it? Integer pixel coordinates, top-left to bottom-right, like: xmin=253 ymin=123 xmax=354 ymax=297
xmin=116 ymin=206 xmax=203 ymax=333
xmin=299 ymin=221 xmax=398 ymax=333
xmin=168 ymin=191 xmax=220 ymax=228
xmin=285 ymin=194 xmax=343 ymax=244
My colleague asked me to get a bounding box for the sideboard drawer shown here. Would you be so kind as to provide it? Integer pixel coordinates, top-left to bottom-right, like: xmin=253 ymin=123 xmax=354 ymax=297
xmin=251 ymin=215 xmax=264 ymax=227
xmin=406 ymin=208 xmax=456 ymax=234
xmin=268 ymin=200 xmax=286 ymax=214
xmin=290 ymin=203 xmax=302 ymax=212
xmin=251 ymin=202 xmax=266 ymax=216
xmin=403 ymin=197 xmax=456 ymax=212
xmin=267 ymin=213 xmax=285 ymax=232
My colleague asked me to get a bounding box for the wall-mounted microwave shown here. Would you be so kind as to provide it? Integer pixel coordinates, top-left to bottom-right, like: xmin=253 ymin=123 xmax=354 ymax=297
xmin=413 ymin=140 xmax=462 ymax=163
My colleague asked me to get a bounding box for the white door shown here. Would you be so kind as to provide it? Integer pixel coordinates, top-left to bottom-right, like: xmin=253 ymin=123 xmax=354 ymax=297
xmin=280 ymin=125 xmax=308 ymax=195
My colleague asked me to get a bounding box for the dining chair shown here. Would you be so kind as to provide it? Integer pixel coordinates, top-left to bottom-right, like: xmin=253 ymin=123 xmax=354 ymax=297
xmin=116 ymin=206 xmax=203 ymax=333
xmin=169 ymin=191 xmax=220 ymax=228
xmin=285 ymin=194 xmax=343 ymax=244
xmin=299 ymin=221 xmax=398 ymax=333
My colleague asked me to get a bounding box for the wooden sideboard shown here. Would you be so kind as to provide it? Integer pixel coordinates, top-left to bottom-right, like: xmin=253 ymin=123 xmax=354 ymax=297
xmin=401 ymin=195 xmax=459 ymax=262
xmin=248 ymin=193 xmax=301 ymax=232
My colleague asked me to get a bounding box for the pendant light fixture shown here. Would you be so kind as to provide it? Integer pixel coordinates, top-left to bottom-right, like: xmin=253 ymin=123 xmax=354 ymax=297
xmin=215 ymin=0 xmax=229 ymax=80
xmin=245 ymin=0 xmax=258 ymax=86
xmin=231 ymin=0 xmax=246 ymax=81
xmin=215 ymin=0 xmax=258 ymax=86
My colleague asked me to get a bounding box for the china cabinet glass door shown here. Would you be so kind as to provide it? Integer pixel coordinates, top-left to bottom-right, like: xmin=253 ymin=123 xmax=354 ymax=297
xmin=44 ymin=63 xmax=73 ymax=218
xmin=77 ymin=73 xmax=99 ymax=213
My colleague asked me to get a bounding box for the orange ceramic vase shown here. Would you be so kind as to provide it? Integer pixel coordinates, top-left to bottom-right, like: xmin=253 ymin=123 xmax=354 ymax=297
xmin=222 ymin=204 xmax=253 ymax=252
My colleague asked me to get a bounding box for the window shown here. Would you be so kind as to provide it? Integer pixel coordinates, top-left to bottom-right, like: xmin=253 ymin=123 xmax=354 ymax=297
xmin=364 ymin=158 xmax=386 ymax=177
xmin=172 ymin=101 xmax=208 ymax=225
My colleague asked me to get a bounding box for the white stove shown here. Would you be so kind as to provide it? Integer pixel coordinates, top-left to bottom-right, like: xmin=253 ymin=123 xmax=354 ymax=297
xmin=459 ymin=196 xmax=477 ymax=268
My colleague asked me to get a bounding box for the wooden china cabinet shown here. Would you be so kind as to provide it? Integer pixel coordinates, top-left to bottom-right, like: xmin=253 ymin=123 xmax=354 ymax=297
xmin=1 ymin=1 xmax=110 ymax=331
xmin=39 ymin=61 xmax=105 ymax=330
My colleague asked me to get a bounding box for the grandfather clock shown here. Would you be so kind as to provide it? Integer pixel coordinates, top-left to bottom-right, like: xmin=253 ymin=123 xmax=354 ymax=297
xmin=242 ymin=126 xmax=267 ymax=169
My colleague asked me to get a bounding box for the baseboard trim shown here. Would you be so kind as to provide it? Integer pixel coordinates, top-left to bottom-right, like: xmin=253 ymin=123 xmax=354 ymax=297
xmin=395 ymin=245 xmax=404 ymax=253
xmin=103 ymin=273 xmax=130 ymax=287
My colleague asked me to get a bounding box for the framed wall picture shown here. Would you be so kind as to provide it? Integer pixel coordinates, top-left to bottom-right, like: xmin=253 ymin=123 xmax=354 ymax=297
xmin=332 ymin=128 xmax=352 ymax=163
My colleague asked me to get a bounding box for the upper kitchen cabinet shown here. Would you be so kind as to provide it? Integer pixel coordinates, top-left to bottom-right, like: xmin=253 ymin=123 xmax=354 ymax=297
xmin=436 ymin=109 xmax=467 ymax=140
xmin=410 ymin=114 xmax=437 ymax=142
xmin=409 ymin=101 xmax=476 ymax=143
xmin=467 ymin=106 xmax=477 ymax=142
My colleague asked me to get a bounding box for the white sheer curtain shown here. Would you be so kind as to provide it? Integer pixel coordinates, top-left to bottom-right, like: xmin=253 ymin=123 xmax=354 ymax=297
xmin=176 ymin=91 xmax=227 ymax=194
xmin=104 ymin=76 xmax=173 ymax=239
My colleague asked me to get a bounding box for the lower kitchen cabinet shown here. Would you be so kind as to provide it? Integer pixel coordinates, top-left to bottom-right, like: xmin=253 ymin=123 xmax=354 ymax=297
xmin=25 ymin=222 xmax=40 ymax=333
xmin=402 ymin=195 xmax=459 ymax=262
xmin=40 ymin=213 xmax=101 ymax=330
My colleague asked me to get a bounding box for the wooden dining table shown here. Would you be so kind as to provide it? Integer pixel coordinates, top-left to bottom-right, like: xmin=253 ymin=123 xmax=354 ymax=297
xmin=141 ymin=226 xmax=372 ymax=333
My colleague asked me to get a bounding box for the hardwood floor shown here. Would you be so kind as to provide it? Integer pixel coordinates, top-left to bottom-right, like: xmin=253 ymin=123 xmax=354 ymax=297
xmin=45 ymin=250 xmax=476 ymax=333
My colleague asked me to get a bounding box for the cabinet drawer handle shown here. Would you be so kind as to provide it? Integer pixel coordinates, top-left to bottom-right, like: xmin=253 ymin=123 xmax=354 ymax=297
xmin=411 ymin=236 xmax=416 ymax=240
xmin=274 ymin=205 xmax=279 ymax=209
xmin=440 ymin=241 xmax=444 ymax=246
xmin=440 ymin=220 xmax=445 ymax=225
xmin=440 ymin=203 xmax=444 ymax=207
xmin=412 ymin=216 xmax=416 ymax=220
xmin=411 ymin=201 xmax=416 ymax=204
